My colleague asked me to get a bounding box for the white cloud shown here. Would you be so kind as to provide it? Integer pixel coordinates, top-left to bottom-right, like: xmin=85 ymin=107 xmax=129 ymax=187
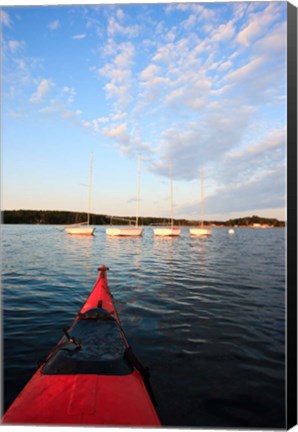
xmin=228 ymin=128 xmax=285 ymax=161
xmin=236 ymin=3 xmax=282 ymax=47
xmin=167 ymin=3 xmax=217 ymax=22
xmin=140 ymin=64 xmax=161 ymax=81
xmin=218 ymin=60 xmax=233 ymax=72
xmin=0 ymin=10 xmax=11 ymax=27
xmin=98 ymin=42 xmax=135 ymax=108
xmin=211 ymin=20 xmax=235 ymax=42
xmin=204 ymin=166 xmax=285 ymax=215
xmin=40 ymin=99 xmax=85 ymax=129
xmin=103 ymin=123 xmax=130 ymax=143
xmin=225 ymin=57 xmax=264 ymax=83
xmin=103 ymin=122 xmax=135 ymax=155
xmin=62 ymin=86 xmax=76 ymax=103
xmin=116 ymin=8 xmax=125 ymax=21
xmin=107 ymin=16 xmax=139 ymax=38
xmin=181 ymin=14 xmax=196 ymax=31
xmin=112 ymin=112 xmax=127 ymax=121
xmin=30 ymin=79 xmax=53 ymax=103
xmin=48 ymin=20 xmax=60 ymax=30
xmin=254 ymin=21 xmax=286 ymax=54
xmin=72 ymin=34 xmax=86 ymax=40
xmin=8 ymin=40 xmax=25 ymax=53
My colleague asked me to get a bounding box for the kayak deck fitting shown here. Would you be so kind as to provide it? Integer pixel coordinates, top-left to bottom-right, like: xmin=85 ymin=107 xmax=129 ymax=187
xmin=2 ymin=265 xmax=161 ymax=426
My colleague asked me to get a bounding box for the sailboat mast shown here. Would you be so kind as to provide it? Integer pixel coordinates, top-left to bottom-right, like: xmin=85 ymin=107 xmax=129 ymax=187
xmin=136 ymin=156 xmax=141 ymax=228
xmin=170 ymin=160 xmax=173 ymax=229
xmin=87 ymin=152 xmax=93 ymax=226
xmin=200 ymin=170 xmax=204 ymax=228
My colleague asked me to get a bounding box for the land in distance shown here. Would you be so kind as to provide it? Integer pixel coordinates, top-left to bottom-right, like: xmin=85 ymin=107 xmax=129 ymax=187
xmin=1 ymin=210 xmax=285 ymax=228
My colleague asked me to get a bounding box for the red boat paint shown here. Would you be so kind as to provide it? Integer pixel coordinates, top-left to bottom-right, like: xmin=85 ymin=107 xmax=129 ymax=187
xmin=2 ymin=265 xmax=161 ymax=426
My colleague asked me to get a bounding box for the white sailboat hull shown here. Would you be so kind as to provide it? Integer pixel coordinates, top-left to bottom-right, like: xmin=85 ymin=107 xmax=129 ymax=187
xmin=106 ymin=227 xmax=143 ymax=237
xmin=190 ymin=227 xmax=211 ymax=237
xmin=65 ymin=226 xmax=95 ymax=236
xmin=65 ymin=153 xmax=95 ymax=237
xmin=154 ymin=227 xmax=181 ymax=236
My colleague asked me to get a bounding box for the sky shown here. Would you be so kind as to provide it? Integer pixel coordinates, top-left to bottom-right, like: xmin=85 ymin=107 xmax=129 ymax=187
xmin=1 ymin=1 xmax=290 ymax=221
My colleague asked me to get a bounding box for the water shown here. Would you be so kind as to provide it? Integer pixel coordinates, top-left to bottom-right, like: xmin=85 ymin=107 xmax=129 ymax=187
xmin=1 ymin=225 xmax=286 ymax=428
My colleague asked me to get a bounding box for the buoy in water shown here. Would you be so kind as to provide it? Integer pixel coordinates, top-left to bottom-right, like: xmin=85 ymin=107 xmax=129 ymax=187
xmin=228 ymin=229 xmax=235 ymax=235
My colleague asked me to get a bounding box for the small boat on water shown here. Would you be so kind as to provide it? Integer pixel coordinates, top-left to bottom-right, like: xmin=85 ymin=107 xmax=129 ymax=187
xmin=2 ymin=265 xmax=160 ymax=426
xmin=106 ymin=225 xmax=143 ymax=237
xmin=153 ymin=226 xmax=181 ymax=237
xmin=190 ymin=170 xmax=211 ymax=237
xmin=65 ymin=222 xmax=95 ymax=236
xmin=154 ymin=161 xmax=181 ymax=237
xmin=65 ymin=153 xmax=95 ymax=236
xmin=190 ymin=227 xmax=211 ymax=237
xmin=107 ymin=157 xmax=143 ymax=237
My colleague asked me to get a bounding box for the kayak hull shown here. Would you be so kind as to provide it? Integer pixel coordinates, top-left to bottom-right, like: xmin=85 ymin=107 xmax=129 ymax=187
xmin=2 ymin=266 xmax=160 ymax=426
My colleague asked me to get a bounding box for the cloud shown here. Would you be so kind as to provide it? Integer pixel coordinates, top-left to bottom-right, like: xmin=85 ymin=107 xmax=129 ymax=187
xmin=107 ymin=15 xmax=139 ymax=38
xmin=29 ymin=79 xmax=53 ymax=103
xmin=236 ymin=2 xmax=282 ymax=47
xmin=62 ymin=86 xmax=76 ymax=103
xmin=140 ymin=64 xmax=161 ymax=81
xmin=218 ymin=60 xmax=233 ymax=72
xmin=205 ymin=166 xmax=285 ymax=215
xmin=167 ymin=3 xmax=217 ymax=22
xmin=254 ymin=21 xmax=286 ymax=54
xmin=103 ymin=123 xmax=130 ymax=143
xmin=72 ymin=34 xmax=86 ymax=40
xmin=181 ymin=14 xmax=197 ymax=31
xmin=211 ymin=20 xmax=235 ymax=42
xmin=0 ymin=10 xmax=11 ymax=27
xmin=102 ymin=121 xmax=157 ymax=157
xmin=103 ymin=122 xmax=136 ymax=155
xmin=48 ymin=20 xmax=60 ymax=30
xmin=148 ymin=101 xmax=256 ymax=181
xmin=225 ymin=57 xmax=264 ymax=83
xmin=8 ymin=40 xmax=25 ymax=53
xmin=228 ymin=128 xmax=285 ymax=161
xmin=98 ymin=42 xmax=135 ymax=108
xmin=40 ymin=99 xmax=84 ymax=128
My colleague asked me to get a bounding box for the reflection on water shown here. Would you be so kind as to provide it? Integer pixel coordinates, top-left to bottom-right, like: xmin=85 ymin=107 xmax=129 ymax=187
xmin=2 ymin=225 xmax=286 ymax=428
xmin=106 ymin=235 xmax=142 ymax=269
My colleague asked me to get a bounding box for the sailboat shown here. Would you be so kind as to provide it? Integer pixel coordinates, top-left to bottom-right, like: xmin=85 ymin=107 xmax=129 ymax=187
xmin=65 ymin=153 xmax=95 ymax=236
xmin=106 ymin=157 xmax=143 ymax=237
xmin=153 ymin=161 xmax=181 ymax=237
xmin=190 ymin=170 xmax=211 ymax=237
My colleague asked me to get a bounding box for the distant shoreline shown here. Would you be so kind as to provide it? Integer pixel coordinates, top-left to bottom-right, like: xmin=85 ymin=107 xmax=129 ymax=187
xmin=1 ymin=210 xmax=286 ymax=228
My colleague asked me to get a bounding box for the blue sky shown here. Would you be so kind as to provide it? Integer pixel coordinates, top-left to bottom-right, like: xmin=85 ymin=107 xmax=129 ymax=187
xmin=1 ymin=1 xmax=289 ymax=221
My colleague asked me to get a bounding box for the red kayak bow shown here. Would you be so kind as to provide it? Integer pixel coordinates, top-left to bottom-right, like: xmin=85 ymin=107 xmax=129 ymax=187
xmin=2 ymin=265 xmax=161 ymax=426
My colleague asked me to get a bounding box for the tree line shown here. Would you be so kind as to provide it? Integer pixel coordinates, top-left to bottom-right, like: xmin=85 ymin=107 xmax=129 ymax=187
xmin=1 ymin=210 xmax=285 ymax=227
xmin=225 ymin=215 xmax=285 ymax=227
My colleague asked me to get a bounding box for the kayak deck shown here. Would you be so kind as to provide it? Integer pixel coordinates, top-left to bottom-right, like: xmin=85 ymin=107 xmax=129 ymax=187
xmin=2 ymin=266 xmax=161 ymax=426
xmin=42 ymin=307 xmax=132 ymax=375
xmin=3 ymin=370 xmax=159 ymax=425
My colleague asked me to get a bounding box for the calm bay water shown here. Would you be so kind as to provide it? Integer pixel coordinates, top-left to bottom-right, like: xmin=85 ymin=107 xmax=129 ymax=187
xmin=1 ymin=225 xmax=286 ymax=428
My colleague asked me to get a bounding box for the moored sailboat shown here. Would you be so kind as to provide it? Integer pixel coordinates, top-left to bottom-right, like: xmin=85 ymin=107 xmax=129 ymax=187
xmin=106 ymin=157 xmax=143 ymax=237
xmin=65 ymin=153 xmax=95 ymax=236
xmin=154 ymin=161 xmax=181 ymax=237
xmin=190 ymin=170 xmax=211 ymax=237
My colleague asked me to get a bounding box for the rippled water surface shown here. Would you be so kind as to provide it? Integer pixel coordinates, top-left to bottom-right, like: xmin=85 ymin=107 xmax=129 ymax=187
xmin=2 ymin=225 xmax=286 ymax=428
